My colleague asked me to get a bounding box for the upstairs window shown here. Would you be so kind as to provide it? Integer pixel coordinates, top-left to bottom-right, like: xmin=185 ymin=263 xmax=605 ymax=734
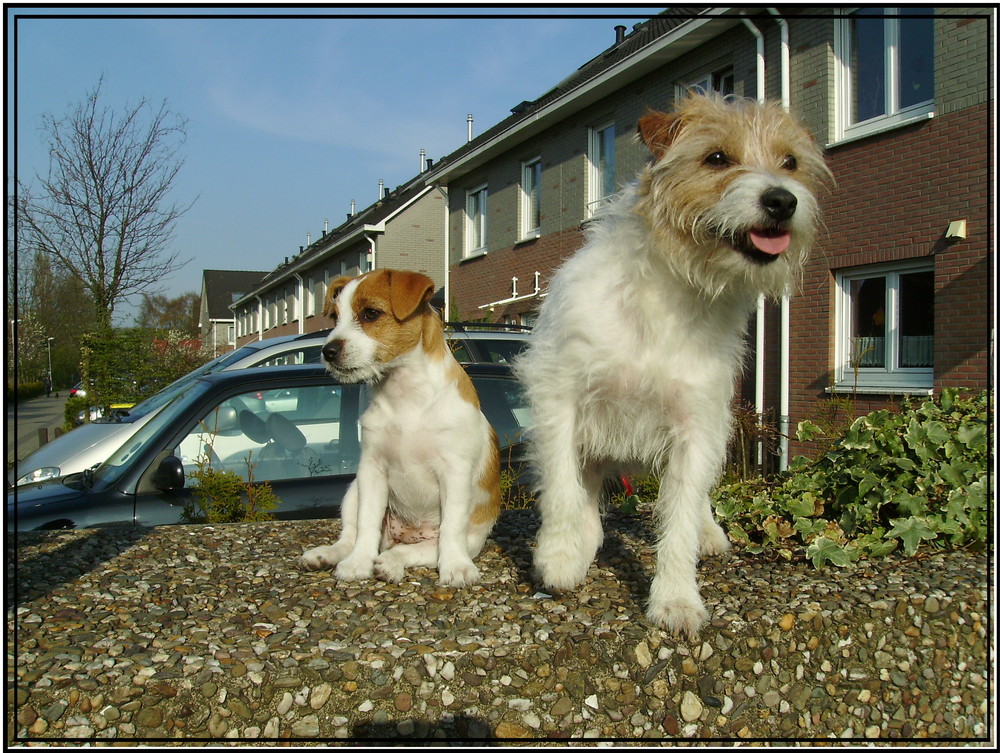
xmin=836 ymin=7 xmax=935 ymax=141
xmin=520 ymin=157 xmax=541 ymax=239
xmin=587 ymin=122 xmax=616 ymax=217
xmin=465 ymin=184 xmax=488 ymax=257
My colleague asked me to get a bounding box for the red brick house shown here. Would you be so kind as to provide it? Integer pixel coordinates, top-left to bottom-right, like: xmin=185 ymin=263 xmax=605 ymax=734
xmin=423 ymin=7 xmax=993 ymax=469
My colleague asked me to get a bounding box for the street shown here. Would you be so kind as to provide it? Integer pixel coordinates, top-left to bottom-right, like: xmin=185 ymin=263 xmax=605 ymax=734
xmin=6 ymin=392 xmax=70 ymax=471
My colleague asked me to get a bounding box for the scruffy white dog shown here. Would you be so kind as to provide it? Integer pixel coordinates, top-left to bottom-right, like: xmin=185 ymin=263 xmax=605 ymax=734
xmin=516 ymin=94 xmax=830 ymax=637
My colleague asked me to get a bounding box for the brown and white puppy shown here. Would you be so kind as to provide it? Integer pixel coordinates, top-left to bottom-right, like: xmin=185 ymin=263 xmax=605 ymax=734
xmin=297 ymin=268 xmax=501 ymax=586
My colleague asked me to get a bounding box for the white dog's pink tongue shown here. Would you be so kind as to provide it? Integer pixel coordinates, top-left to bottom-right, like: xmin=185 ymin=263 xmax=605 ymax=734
xmin=749 ymin=230 xmax=791 ymax=255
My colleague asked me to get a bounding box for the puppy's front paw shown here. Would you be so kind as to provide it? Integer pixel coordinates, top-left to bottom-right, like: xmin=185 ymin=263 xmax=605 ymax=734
xmin=647 ymin=596 xmax=709 ymax=639
xmin=297 ymin=542 xmax=352 ymax=571
xmin=373 ymin=552 xmax=405 ymax=583
xmin=438 ymin=559 xmax=480 ymax=588
xmin=335 ymin=553 xmax=374 ymax=582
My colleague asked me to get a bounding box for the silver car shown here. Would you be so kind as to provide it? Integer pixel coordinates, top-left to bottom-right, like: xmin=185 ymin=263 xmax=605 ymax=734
xmin=13 ymin=326 xmax=530 ymax=486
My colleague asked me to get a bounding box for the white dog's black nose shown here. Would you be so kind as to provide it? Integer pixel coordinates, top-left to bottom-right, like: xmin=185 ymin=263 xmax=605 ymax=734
xmin=322 ymin=340 xmax=343 ymax=362
xmin=761 ymin=187 xmax=797 ymax=222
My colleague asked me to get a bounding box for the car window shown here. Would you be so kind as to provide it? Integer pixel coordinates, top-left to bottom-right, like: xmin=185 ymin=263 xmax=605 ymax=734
xmin=470 ymin=376 xmax=531 ymax=450
xmin=176 ymin=383 xmax=363 ymax=484
xmin=471 ymin=338 xmax=529 ymax=365
xmin=449 ymin=341 xmax=476 ymax=363
xmin=251 ymin=344 xmax=324 ymax=368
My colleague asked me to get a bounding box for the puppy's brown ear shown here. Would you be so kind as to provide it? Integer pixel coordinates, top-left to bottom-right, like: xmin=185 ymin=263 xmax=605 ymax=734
xmin=323 ymin=276 xmax=354 ymax=319
xmin=638 ymin=110 xmax=681 ymax=160
xmin=386 ymin=270 xmax=436 ymax=321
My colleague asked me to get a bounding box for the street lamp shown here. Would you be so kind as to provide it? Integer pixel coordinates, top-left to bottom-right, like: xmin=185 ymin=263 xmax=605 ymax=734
xmin=46 ymin=336 xmax=55 ymax=396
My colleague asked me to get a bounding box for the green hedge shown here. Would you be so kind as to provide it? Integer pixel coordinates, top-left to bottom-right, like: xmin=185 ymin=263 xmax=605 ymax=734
xmin=6 ymin=381 xmax=45 ymax=402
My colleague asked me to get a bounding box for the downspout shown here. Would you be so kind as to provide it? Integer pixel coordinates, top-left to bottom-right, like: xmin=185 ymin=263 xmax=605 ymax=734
xmin=769 ymin=7 xmax=792 ymax=472
xmin=442 ymin=189 xmax=451 ymax=321
xmin=743 ymin=15 xmax=767 ymax=470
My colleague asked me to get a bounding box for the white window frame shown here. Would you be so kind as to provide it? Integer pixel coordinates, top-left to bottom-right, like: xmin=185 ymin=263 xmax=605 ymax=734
xmin=519 ymin=157 xmax=542 ymax=240
xmin=465 ymin=183 xmax=488 ymax=258
xmin=833 ymin=7 xmax=935 ymax=144
xmin=586 ymin=122 xmax=616 ymax=218
xmin=832 ymin=260 xmax=934 ymax=395
xmin=677 ymin=67 xmax=735 ymax=100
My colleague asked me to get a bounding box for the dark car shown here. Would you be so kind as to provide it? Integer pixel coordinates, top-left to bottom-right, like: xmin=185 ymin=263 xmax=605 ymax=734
xmin=8 ymin=363 xmax=531 ymax=532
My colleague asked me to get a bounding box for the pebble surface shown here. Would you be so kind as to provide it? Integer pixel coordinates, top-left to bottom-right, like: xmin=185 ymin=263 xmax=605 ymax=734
xmin=7 ymin=509 xmax=991 ymax=742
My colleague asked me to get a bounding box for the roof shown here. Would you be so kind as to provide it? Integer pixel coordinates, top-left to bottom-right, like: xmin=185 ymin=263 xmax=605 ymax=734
xmin=231 ymin=176 xmax=439 ymax=309
xmin=202 ymin=269 xmax=268 ymax=320
xmin=424 ymin=8 xmax=742 ymax=184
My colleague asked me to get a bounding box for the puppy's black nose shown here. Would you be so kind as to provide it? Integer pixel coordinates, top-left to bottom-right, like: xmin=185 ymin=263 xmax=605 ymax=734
xmin=322 ymin=340 xmax=343 ymax=362
xmin=761 ymin=187 xmax=797 ymax=222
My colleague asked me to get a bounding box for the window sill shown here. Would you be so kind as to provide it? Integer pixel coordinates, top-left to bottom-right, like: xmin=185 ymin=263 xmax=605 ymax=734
xmin=460 ymin=250 xmax=488 ymax=263
xmin=826 ymin=384 xmax=934 ymax=397
xmin=515 ymin=232 xmax=540 ymax=247
xmin=827 ymin=110 xmax=935 ymax=149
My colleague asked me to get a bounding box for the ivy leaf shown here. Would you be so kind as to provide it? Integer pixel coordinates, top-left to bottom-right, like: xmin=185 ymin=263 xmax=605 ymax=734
xmin=887 ymin=517 xmax=937 ymax=556
xmin=807 ymin=536 xmax=852 ymax=568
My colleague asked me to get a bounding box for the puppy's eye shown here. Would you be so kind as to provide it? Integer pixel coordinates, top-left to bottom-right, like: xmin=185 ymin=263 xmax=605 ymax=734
xmin=704 ymin=151 xmax=731 ymax=168
xmin=781 ymin=155 xmax=798 ymax=171
xmin=361 ymin=308 xmax=383 ymax=323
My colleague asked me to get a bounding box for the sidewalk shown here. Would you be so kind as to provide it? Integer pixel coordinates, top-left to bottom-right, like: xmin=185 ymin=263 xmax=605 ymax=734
xmin=6 ymin=392 xmax=71 ymax=470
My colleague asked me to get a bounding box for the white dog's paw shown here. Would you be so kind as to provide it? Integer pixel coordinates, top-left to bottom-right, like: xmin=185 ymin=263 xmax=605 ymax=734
xmin=373 ymin=552 xmax=406 ymax=583
xmin=533 ymin=535 xmax=593 ymax=590
xmin=298 ymin=543 xmax=352 ymax=571
xmin=438 ymin=559 xmax=480 ymax=588
xmin=647 ymin=596 xmax=709 ymax=639
xmin=699 ymin=520 xmax=732 ymax=557
xmin=335 ymin=553 xmax=374 ymax=582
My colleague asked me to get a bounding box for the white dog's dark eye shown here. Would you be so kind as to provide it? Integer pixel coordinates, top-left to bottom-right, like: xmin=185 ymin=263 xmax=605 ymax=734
xmin=361 ymin=308 xmax=383 ymax=323
xmin=781 ymin=155 xmax=798 ymax=171
xmin=704 ymin=151 xmax=731 ymax=168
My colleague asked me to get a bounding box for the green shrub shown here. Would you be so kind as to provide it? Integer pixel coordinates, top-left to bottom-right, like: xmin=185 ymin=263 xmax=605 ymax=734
xmin=64 ymin=396 xmax=91 ymax=428
xmin=7 ymin=381 xmax=45 ymax=402
xmin=182 ymin=451 xmax=279 ymax=524
xmin=713 ymin=388 xmax=989 ymax=567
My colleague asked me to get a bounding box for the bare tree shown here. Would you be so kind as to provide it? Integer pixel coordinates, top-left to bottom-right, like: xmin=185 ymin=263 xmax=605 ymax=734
xmin=16 ymin=78 xmax=194 ymax=329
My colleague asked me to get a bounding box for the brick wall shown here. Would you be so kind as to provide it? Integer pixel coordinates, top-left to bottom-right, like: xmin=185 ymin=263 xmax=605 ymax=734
xmin=787 ymin=102 xmax=991 ymax=456
xmin=378 ymin=188 xmax=448 ymax=288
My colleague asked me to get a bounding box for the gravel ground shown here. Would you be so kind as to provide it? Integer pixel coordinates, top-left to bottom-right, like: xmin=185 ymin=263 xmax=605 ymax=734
xmin=6 ymin=508 xmax=992 ymax=743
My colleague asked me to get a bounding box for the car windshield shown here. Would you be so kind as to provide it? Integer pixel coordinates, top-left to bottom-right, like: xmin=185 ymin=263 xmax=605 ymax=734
xmin=90 ymin=377 xmax=215 ymax=489
xmin=102 ymin=346 xmax=258 ymax=422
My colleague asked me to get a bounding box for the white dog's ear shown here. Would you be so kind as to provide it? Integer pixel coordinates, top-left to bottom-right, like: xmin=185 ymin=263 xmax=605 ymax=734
xmin=386 ymin=270 xmax=436 ymax=321
xmin=324 ymin=276 xmax=355 ymax=318
xmin=638 ymin=110 xmax=682 ymax=160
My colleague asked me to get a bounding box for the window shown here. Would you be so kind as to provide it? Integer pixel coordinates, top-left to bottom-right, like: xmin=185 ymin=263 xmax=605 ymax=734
xmin=465 ymin=184 xmax=488 ymax=257
xmin=835 ymin=7 xmax=934 ymax=141
xmin=176 ymin=383 xmax=364 ymax=483
xmin=680 ymin=67 xmax=735 ymax=99
xmin=587 ymin=122 xmax=616 ymax=217
xmin=834 ymin=262 xmax=934 ymax=393
xmin=520 ymin=158 xmax=541 ymax=239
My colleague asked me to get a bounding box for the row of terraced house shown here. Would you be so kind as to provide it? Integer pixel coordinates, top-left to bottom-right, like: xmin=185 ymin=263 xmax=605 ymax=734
xmin=202 ymin=7 xmax=993 ymax=468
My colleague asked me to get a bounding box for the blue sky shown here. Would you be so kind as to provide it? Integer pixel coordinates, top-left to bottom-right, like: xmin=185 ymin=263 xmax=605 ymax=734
xmin=9 ymin=4 xmax=664 ymax=323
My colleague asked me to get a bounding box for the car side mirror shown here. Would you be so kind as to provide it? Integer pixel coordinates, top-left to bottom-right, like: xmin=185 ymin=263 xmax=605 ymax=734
xmin=152 ymin=455 xmax=186 ymax=491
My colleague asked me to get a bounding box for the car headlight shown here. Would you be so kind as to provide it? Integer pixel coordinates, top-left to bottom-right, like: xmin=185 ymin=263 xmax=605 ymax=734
xmin=17 ymin=467 xmax=61 ymax=486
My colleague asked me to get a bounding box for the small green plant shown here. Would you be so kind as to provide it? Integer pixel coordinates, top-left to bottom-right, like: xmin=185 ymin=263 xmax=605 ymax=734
xmin=182 ymin=428 xmax=279 ymax=524
xmin=713 ymin=388 xmax=989 ymax=568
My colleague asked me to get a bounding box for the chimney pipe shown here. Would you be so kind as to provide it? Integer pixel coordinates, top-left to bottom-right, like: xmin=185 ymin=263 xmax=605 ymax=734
xmin=615 ymin=24 xmax=627 ymax=45
xmin=467 ymin=113 xmax=474 ymax=142
xmin=378 ymin=178 xmax=385 ymax=200
xmin=420 ymin=148 xmax=427 ymax=172
xmin=306 ymin=232 xmax=311 ymax=246
xmin=324 ymin=217 xmax=329 ymax=232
